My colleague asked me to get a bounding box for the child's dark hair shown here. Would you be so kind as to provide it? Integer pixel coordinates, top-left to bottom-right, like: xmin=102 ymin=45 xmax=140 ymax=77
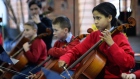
xmin=24 ymin=20 xmax=38 ymax=29
xmin=52 ymin=16 xmax=71 ymax=32
xmin=28 ymin=1 xmax=42 ymax=9
xmin=92 ymin=2 xmax=120 ymax=27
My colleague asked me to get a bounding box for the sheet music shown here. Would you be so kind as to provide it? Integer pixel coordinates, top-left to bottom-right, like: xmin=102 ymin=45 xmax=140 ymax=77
xmin=10 ymin=57 xmax=19 ymax=65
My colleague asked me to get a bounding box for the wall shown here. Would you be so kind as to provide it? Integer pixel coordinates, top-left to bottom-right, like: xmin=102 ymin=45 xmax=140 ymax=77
xmin=46 ymin=0 xmax=79 ymax=36
xmin=135 ymin=0 xmax=140 ymax=36
xmin=8 ymin=0 xmax=140 ymax=36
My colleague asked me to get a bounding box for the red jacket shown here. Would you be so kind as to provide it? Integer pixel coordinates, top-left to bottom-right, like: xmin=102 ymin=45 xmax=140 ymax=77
xmin=48 ymin=36 xmax=80 ymax=58
xmin=24 ymin=38 xmax=47 ymax=65
xmin=134 ymin=70 xmax=140 ymax=78
xmin=60 ymin=30 xmax=135 ymax=79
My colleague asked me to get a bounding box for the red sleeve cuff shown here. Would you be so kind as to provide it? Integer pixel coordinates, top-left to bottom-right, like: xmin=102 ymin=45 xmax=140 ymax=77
xmin=59 ymin=53 xmax=72 ymax=66
xmin=134 ymin=70 xmax=140 ymax=78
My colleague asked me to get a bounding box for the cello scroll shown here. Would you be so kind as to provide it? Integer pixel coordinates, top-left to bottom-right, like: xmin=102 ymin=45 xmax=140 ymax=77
xmin=117 ymin=17 xmax=136 ymax=32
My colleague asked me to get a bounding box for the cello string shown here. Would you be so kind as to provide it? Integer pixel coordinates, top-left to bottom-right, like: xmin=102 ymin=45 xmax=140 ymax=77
xmin=60 ymin=66 xmax=73 ymax=79
xmin=0 ymin=66 xmax=28 ymax=77
xmin=63 ymin=66 xmax=73 ymax=79
xmin=28 ymin=55 xmax=51 ymax=73
xmin=60 ymin=74 xmax=67 ymax=79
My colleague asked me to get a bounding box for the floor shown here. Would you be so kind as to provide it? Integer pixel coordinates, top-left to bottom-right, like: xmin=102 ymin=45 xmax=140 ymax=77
xmin=128 ymin=36 xmax=140 ymax=63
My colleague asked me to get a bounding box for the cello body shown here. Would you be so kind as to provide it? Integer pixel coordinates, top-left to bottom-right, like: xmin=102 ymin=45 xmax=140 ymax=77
xmin=72 ymin=50 xmax=106 ymax=79
xmin=36 ymin=47 xmax=106 ymax=79
xmin=0 ymin=36 xmax=29 ymax=79
xmin=45 ymin=58 xmax=63 ymax=74
xmin=35 ymin=58 xmax=63 ymax=79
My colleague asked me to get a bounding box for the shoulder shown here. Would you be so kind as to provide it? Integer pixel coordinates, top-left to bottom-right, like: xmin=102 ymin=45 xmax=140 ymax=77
xmin=53 ymin=40 xmax=61 ymax=45
xmin=90 ymin=30 xmax=101 ymax=34
xmin=33 ymin=38 xmax=46 ymax=45
xmin=89 ymin=30 xmax=101 ymax=38
xmin=112 ymin=31 xmax=129 ymax=44
xmin=71 ymin=37 xmax=80 ymax=44
xmin=80 ymin=30 xmax=101 ymax=44
xmin=41 ymin=17 xmax=52 ymax=26
xmin=42 ymin=17 xmax=52 ymax=22
xmin=71 ymin=35 xmax=80 ymax=41
xmin=113 ymin=31 xmax=127 ymax=40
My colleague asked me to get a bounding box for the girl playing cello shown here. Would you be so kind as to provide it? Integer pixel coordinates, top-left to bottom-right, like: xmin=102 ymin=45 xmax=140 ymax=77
xmin=58 ymin=2 xmax=135 ymax=79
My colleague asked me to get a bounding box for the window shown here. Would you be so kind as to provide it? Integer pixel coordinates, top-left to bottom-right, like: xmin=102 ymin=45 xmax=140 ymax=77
xmin=0 ymin=1 xmax=7 ymax=26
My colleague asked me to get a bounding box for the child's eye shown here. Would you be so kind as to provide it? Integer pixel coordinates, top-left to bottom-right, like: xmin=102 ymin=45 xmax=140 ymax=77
xmin=96 ymin=16 xmax=101 ymax=20
xmin=54 ymin=29 xmax=58 ymax=32
xmin=25 ymin=29 xmax=29 ymax=31
xmin=93 ymin=16 xmax=101 ymax=20
xmin=35 ymin=8 xmax=38 ymax=10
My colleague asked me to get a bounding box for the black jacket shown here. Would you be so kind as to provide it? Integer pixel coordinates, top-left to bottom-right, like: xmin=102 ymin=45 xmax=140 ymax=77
xmin=36 ymin=15 xmax=53 ymax=51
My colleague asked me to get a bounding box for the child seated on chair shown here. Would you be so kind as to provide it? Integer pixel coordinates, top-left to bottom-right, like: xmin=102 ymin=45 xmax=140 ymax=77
xmin=58 ymin=2 xmax=135 ymax=79
xmin=12 ymin=21 xmax=47 ymax=79
xmin=27 ymin=16 xmax=80 ymax=79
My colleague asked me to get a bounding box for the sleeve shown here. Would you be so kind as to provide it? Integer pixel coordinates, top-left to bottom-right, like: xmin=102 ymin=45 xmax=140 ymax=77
xmin=37 ymin=17 xmax=53 ymax=35
xmin=37 ymin=17 xmax=53 ymax=50
xmin=59 ymin=33 xmax=95 ymax=66
xmin=24 ymin=39 xmax=46 ymax=63
xmin=134 ymin=70 xmax=140 ymax=78
xmin=107 ymin=34 xmax=135 ymax=71
xmin=48 ymin=39 xmax=80 ymax=58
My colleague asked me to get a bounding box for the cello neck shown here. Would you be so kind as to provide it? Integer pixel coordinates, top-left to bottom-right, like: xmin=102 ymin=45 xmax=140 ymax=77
xmin=29 ymin=56 xmax=51 ymax=73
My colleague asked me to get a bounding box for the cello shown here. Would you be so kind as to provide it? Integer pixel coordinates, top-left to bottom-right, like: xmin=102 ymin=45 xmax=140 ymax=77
xmin=65 ymin=17 xmax=136 ymax=79
xmin=0 ymin=28 xmax=51 ymax=79
xmin=30 ymin=28 xmax=94 ymax=79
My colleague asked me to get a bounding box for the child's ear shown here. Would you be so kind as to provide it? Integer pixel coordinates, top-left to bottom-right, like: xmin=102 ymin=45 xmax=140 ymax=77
xmin=64 ymin=28 xmax=68 ymax=33
xmin=108 ymin=15 xmax=112 ymax=22
xmin=34 ymin=29 xmax=37 ymax=33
